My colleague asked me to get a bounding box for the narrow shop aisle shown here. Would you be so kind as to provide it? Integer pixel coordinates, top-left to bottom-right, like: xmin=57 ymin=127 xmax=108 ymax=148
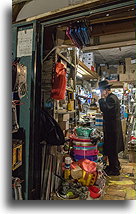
xmin=102 ymin=158 xmax=136 ymax=200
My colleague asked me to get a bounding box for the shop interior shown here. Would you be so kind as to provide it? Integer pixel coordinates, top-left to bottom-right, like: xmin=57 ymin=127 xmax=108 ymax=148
xmin=12 ymin=4 xmax=136 ymax=200
xmin=39 ymin=23 xmax=136 ymax=199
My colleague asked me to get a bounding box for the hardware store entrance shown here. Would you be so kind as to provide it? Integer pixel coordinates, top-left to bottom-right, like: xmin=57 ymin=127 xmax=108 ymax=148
xmin=12 ymin=0 xmax=136 ymax=200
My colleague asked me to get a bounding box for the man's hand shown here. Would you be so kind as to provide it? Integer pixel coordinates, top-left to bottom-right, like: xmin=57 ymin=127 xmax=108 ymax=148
xmin=101 ymin=90 xmax=107 ymax=98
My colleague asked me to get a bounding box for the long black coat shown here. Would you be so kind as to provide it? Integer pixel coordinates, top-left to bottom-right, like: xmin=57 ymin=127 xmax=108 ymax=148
xmin=99 ymin=93 xmax=124 ymax=156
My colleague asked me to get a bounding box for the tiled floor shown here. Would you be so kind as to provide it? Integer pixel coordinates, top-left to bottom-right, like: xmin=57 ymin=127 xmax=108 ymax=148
xmin=102 ymin=158 xmax=136 ymax=200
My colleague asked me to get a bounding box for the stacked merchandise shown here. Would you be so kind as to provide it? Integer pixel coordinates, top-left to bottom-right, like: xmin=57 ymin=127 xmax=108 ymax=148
xmin=95 ymin=113 xmax=103 ymax=131
xmin=82 ymin=52 xmax=95 ymax=71
xmin=119 ymin=58 xmax=136 ymax=81
xmin=51 ymin=126 xmax=106 ymax=200
xmin=55 ymin=156 xmax=106 ymax=200
xmin=70 ymin=127 xmax=98 ymax=162
xmin=71 ymin=137 xmax=98 ymax=162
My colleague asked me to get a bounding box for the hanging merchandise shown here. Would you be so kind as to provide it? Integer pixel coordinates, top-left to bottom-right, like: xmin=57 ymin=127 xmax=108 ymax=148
xmin=66 ymin=21 xmax=91 ymax=48
xmin=12 ymin=102 xmax=19 ymax=133
xmin=12 ymin=177 xmax=23 ymax=200
xmin=40 ymin=109 xmax=65 ymax=146
xmin=12 ymin=59 xmax=27 ymax=99
xmin=51 ymin=62 xmax=67 ymax=100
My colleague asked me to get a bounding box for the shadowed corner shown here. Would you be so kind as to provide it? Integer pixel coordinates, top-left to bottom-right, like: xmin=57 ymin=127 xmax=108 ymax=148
xmin=5 ymin=4 xmax=12 ymax=209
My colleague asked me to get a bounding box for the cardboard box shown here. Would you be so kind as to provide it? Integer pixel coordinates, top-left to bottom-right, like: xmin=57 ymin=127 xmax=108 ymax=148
xmin=117 ymin=65 xmax=124 ymax=74
xmin=125 ymin=57 xmax=131 ymax=74
xmin=119 ymin=74 xmax=129 ymax=81
xmin=59 ymin=121 xmax=69 ymax=130
xmin=130 ymin=64 xmax=136 ymax=73
xmin=83 ymin=52 xmax=94 ymax=59
xmin=58 ymin=113 xmax=70 ymax=122
xmin=129 ymin=73 xmax=136 ymax=81
xmin=83 ymin=62 xmax=94 ymax=69
xmin=119 ymin=73 xmax=136 ymax=81
xmin=100 ymin=66 xmax=107 ymax=72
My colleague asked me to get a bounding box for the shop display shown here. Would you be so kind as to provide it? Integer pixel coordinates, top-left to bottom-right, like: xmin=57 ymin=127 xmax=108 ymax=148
xmin=12 ymin=3 xmax=136 ymax=200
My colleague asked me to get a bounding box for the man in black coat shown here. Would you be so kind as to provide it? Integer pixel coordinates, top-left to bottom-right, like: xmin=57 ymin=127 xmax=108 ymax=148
xmin=98 ymin=80 xmax=124 ymax=176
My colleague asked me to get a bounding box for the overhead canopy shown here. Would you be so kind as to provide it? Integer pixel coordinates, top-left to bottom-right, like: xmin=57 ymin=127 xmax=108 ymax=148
xmin=15 ymin=0 xmax=135 ymax=22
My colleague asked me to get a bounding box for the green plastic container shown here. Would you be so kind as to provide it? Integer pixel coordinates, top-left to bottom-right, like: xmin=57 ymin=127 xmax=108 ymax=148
xmin=75 ymin=127 xmax=93 ymax=139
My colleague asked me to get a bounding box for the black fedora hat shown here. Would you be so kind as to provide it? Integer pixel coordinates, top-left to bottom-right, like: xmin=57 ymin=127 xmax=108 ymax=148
xmin=98 ymin=80 xmax=113 ymax=90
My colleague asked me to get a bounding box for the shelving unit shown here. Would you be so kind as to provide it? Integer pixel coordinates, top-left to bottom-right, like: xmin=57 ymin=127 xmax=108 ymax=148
xmin=66 ymin=87 xmax=74 ymax=92
xmin=56 ymin=51 xmax=75 ymax=68
xmin=78 ymin=60 xmax=99 ymax=79
xmin=54 ymin=110 xmax=76 ymax=114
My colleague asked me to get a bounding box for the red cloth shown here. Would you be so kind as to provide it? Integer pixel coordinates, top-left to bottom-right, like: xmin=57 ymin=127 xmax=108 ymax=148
xmin=51 ymin=62 xmax=67 ymax=100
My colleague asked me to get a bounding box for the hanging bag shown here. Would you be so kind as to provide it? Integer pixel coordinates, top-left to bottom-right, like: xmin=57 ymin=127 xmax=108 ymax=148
xmin=51 ymin=62 xmax=67 ymax=100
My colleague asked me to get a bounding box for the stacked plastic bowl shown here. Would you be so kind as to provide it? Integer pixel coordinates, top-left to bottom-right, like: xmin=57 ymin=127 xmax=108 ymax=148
xmin=70 ymin=127 xmax=98 ymax=162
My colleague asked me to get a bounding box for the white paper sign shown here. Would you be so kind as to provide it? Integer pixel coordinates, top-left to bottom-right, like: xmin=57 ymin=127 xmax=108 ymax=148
xmin=17 ymin=29 xmax=33 ymax=57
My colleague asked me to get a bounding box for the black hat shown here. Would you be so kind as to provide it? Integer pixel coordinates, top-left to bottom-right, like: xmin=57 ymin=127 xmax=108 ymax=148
xmin=98 ymin=80 xmax=112 ymax=90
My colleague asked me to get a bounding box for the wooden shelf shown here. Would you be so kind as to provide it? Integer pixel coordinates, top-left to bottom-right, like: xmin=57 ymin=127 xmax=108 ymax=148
xmin=109 ymin=81 xmax=124 ymax=88
xmin=78 ymin=60 xmax=99 ymax=79
xmin=56 ymin=52 xmax=75 ymax=68
xmin=54 ymin=110 xmax=76 ymax=114
xmin=66 ymin=87 xmax=74 ymax=92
